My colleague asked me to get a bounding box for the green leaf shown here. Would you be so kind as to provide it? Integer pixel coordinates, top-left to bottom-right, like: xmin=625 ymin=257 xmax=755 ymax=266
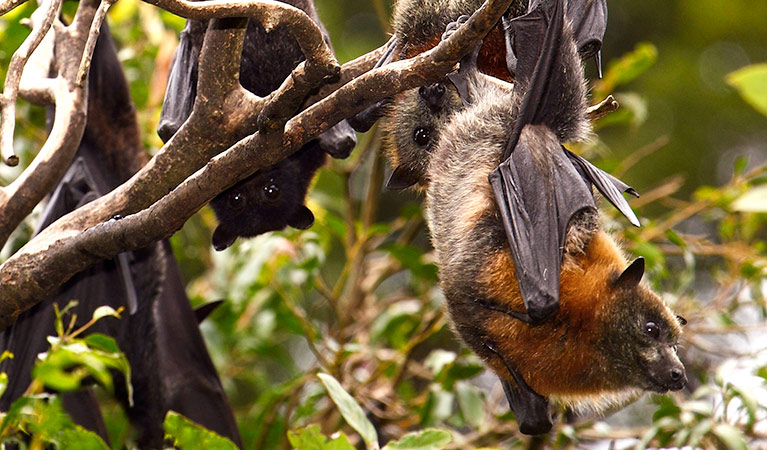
xmin=732 ymin=185 xmax=767 ymax=212
xmin=164 ymin=411 xmax=239 ymax=450
xmin=712 ymin=423 xmax=748 ymax=450
xmin=727 ymin=63 xmax=767 ymax=117
xmin=420 ymin=386 xmax=454 ymax=427
xmin=0 ymin=372 xmax=7 ymax=399
xmin=424 ymin=350 xmax=456 ymax=377
xmin=0 ymin=351 xmax=13 ymax=363
xmin=91 ymin=306 xmax=122 ymax=322
xmin=83 ymin=333 xmax=121 ymax=354
xmin=317 ymin=373 xmax=378 ymax=448
xmin=383 ymin=429 xmax=452 ymax=450
xmin=455 ymin=382 xmax=484 ymax=428
xmin=4 ymin=396 xmax=110 ymax=450
xmin=287 ymin=425 xmax=355 ymax=450
xmin=598 ymin=42 xmax=658 ymax=94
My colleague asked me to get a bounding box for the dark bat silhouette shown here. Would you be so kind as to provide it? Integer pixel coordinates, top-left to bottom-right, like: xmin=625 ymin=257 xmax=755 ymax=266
xmin=159 ymin=0 xmax=354 ymax=250
xmin=0 ymin=24 xmax=242 ymax=448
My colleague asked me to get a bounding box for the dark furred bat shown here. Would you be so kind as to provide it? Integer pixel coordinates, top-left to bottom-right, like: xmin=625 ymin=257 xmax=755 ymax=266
xmin=425 ymin=0 xmax=683 ymax=435
xmin=209 ymin=142 xmax=325 ymax=251
xmin=159 ymin=0 xmax=353 ymax=249
xmin=0 ymin=25 xmax=241 ymax=448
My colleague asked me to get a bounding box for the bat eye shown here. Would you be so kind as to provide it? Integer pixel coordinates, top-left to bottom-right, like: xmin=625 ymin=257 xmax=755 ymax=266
xmin=263 ymin=183 xmax=280 ymax=202
xmin=645 ymin=321 xmax=660 ymax=340
xmin=228 ymin=192 xmax=246 ymax=210
xmin=413 ymin=127 xmax=430 ymax=147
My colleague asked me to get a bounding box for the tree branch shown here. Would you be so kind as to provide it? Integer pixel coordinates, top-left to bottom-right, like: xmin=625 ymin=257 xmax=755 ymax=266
xmin=0 ymin=0 xmax=27 ymax=17
xmin=0 ymin=0 xmax=514 ymax=329
xmin=0 ymin=0 xmax=62 ymax=166
xmin=0 ymin=0 xmax=102 ymax=246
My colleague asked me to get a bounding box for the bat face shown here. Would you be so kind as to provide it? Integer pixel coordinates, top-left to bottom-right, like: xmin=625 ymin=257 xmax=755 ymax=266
xmin=605 ymin=260 xmax=687 ymax=393
xmin=210 ymin=145 xmax=325 ymax=251
xmin=383 ymin=82 xmax=463 ymax=189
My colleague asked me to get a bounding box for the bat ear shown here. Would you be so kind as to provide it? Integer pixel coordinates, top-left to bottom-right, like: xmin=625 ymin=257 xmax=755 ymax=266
xmin=288 ymin=206 xmax=315 ymax=230
xmin=212 ymin=226 xmax=237 ymax=251
xmin=194 ymin=300 xmax=225 ymax=323
xmin=614 ymin=257 xmax=645 ymax=288
xmin=386 ymin=166 xmax=420 ymax=190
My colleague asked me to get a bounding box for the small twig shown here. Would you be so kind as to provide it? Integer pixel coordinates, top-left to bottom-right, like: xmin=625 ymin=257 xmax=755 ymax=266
xmin=0 ymin=0 xmax=27 ymax=16
xmin=76 ymin=0 xmax=115 ymax=86
xmin=614 ymin=135 xmax=670 ymax=177
xmin=628 ymin=175 xmax=685 ymax=209
xmin=0 ymin=0 xmax=62 ymax=166
xmin=587 ymin=94 xmax=619 ymax=121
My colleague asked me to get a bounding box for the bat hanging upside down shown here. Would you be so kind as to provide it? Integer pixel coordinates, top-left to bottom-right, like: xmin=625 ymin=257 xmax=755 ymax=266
xmin=423 ymin=0 xmax=686 ymax=435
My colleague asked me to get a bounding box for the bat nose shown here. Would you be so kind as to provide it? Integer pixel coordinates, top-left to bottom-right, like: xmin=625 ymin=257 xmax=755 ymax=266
xmin=667 ymin=366 xmax=687 ymax=391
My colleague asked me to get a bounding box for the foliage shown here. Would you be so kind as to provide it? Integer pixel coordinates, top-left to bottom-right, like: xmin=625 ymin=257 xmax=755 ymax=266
xmin=0 ymin=303 xmax=127 ymax=449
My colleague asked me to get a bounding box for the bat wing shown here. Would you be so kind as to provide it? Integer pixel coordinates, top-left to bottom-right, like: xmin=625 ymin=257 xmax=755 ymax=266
xmin=565 ymin=0 xmax=607 ymax=74
xmin=0 ymin=157 xmax=136 ymax=409
xmin=565 ymin=148 xmax=640 ymax=226
xmin=489 ymin=129 xmax=595 ymax=324
xmin=157 ymin=20 xmax=205 ymax=143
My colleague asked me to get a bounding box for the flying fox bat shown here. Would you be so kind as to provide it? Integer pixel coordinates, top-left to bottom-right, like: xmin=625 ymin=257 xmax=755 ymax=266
xmin=159 ymin=0 xmax=354 ymax=249
xmin=423 ymin=0 xmax=684 ymax=435
xmin=208 ymin=142 xmax=325 ymax=251
xmin=0 ymin=25 xmax=242 ymax=448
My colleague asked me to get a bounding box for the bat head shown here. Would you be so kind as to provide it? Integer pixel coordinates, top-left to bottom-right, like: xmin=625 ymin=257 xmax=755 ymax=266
xmin=603 ymin=258 xmax=687 ymax=393
xmin=383 ymin=82 xmax=463 ymax=190
xmin=210 ymin=145 xmax=325 ymax=251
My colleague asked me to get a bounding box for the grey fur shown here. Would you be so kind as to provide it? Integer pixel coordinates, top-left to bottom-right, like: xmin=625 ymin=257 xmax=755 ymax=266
xmin=382 ymin=83 xmax=463 ymax=188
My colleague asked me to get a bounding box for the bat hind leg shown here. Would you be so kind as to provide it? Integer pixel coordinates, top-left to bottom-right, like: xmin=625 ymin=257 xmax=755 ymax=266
xmin=485 ymin=341 xmax=553 ymax=435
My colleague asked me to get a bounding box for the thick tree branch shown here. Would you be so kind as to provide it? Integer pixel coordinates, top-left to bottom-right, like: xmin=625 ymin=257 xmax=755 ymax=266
xmin=0 ymin=0 xmax=514 ymax=329
xmin=141 ymin=0 xmax=335 ymax=71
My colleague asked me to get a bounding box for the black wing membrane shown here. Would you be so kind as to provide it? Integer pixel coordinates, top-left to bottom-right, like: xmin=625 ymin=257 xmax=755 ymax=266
xmin=489 ymin=0 xmax=636 ymax=324
xmin=157 ymin=20 xmax=205 ymax=143
xmin=489 ymin=0 xmax=589 ymax=324
xmin=565 ymin=0 xmax=607 ymax=75
xmin=565 ymin=149 xmax=640 ymax=227
xmin=489 ymin=128 xmax=595 ymax=324
xmin=527 ymin=0 xmax=607 ymax=74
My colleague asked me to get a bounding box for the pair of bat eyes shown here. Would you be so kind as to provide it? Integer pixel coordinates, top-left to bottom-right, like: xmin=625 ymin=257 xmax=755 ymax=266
xmin=227 ymin=180 xmax=281 ymax=210
xmin=413 ymin=127 xmax=431 ymax=146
